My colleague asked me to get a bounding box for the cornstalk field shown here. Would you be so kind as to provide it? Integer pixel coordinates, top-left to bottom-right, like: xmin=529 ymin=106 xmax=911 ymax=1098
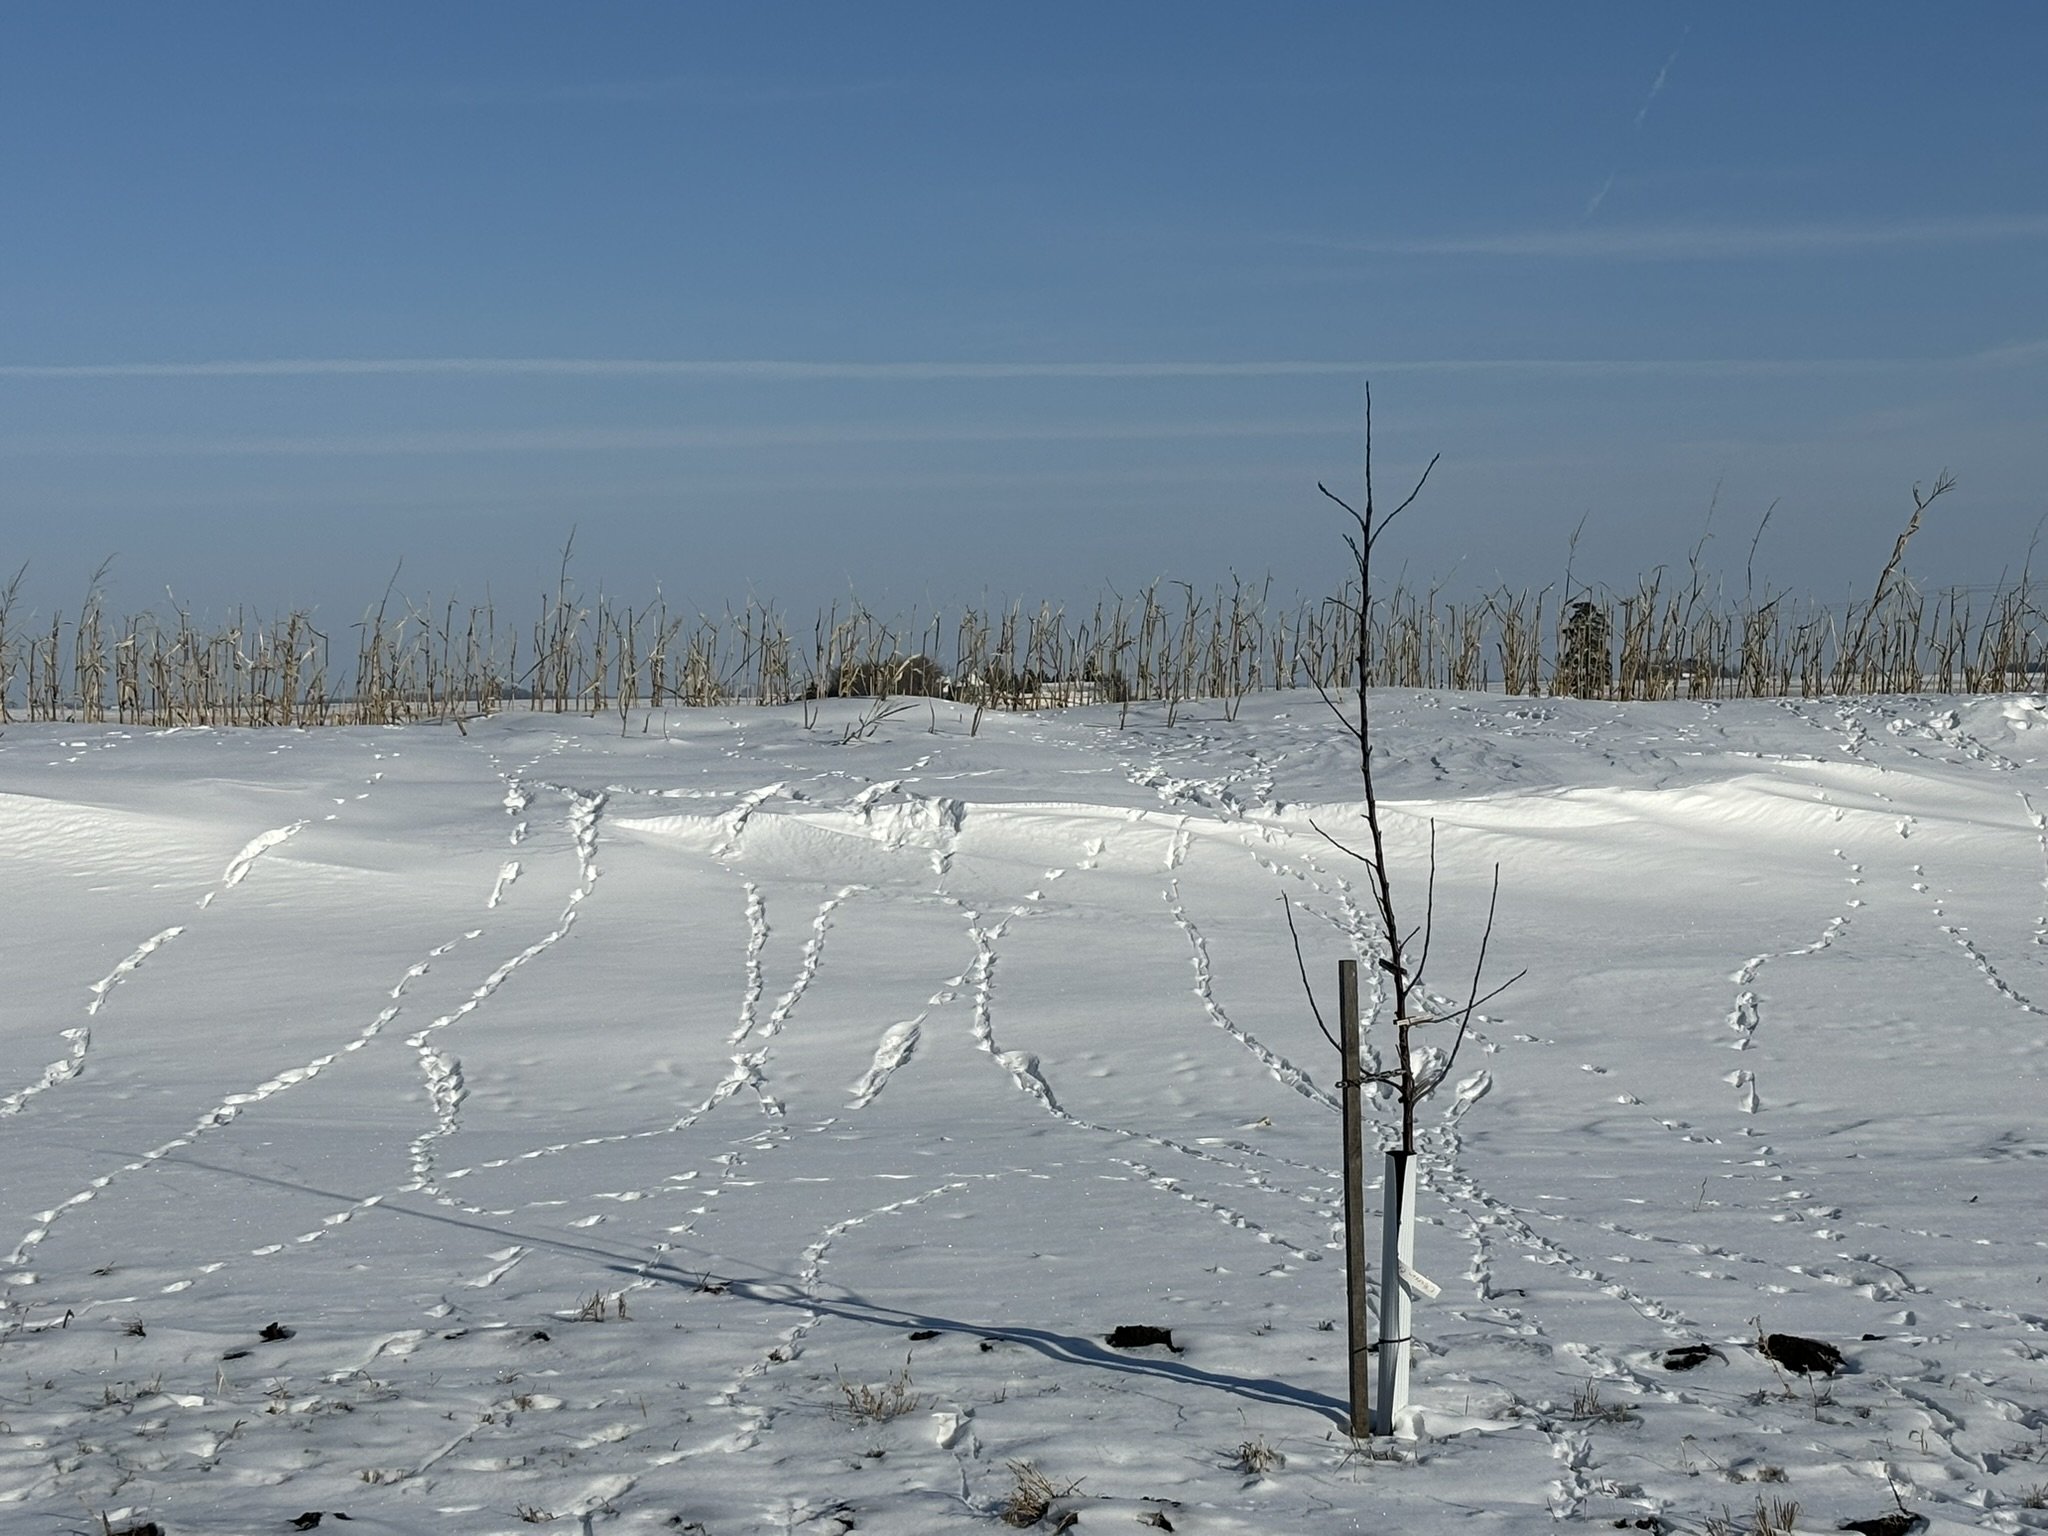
xmin=3 ymin=566 xmax=2046 ymax=729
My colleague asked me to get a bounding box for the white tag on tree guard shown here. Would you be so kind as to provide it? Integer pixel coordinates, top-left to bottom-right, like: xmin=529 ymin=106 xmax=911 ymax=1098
xmin=1398 ymin=1262 xmax=1441 ymax=1300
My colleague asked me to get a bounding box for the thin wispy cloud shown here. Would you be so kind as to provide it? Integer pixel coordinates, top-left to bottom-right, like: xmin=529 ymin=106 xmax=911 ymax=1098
xmin=16 ymin=460 xmax=1311 ymax=520
xmin=0 ymin=358 xmax=1373 ymax=382
xmin=1972 ymin=337 xmax=2048 ymax=367
xmin=0 ymin=351 xmax=2003 ymax=385
xmin=0 ymin=418 xmax=1354 ymax=460
xmin=332 ymin=73 xmax=910 ymax=111
xmin=414 ymin=71 xmax=1327 ymax=111
xmin=445 ymin=75 xmax=907 ymax=109
xmin=1322 ymin=214 xmax=2048 ymax=261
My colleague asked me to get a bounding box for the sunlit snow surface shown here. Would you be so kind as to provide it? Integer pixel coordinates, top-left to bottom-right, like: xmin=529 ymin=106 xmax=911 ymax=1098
xmin=2 ymin=694 xmax=2045 ymax=1534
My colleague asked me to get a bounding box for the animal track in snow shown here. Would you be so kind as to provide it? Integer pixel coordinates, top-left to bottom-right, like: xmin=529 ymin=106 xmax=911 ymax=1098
xmin=1164 ymin=880 xmax=1338 ymax=1111
xmin=701 ymin=1177 xmax=978 ymax=1454
xmin=442 ymin=878 xmax=827 ymax=1189
xmin=1938 ymin=922 xmax=2048 ymax=1017
xmin=1166 ymin=817 xmax=1193 ymax=869
xmin=848 ymin=1016 xmax=923 ymax=1108
xmin=0 ymin=1026 xmax=92 ymax=1120
xmin=403 ymin=787 xmax=605 ymax=1196
xmin=729 ymin=880 xmax=770 ymax=1046
xmin=961 ymin=898 xmax=1331 ymax=1248
xmin=85 ymin=925 xmax=187 ymax=1018
xmin=3 ymin=931 xmax=477 ymax=1276
xmin=848 ymin=778 xmax=963 ymax=877
xmin=199 ymin=819 xmax=307 ymax=906
xmin=1726 ymin=991 xmax=1762 ymax=1051
xmin=1426 ymin=1113 xmax=1701 ymax=1339
xmin=444 ymin=875 xmax=874 ymax=1196
xmin=714 ymin=782 xmax=786 ymax=859
xmin=486 ymin=860 xmax=522 ymax=908
xmin=0 ymin=925 xmax=187 ymax=1120
xmin=9 ymin=789 xmax=368 ymax=1125
xmin=1112 ymin=1157 xmax=1317 ymax=1262
xmin=716 ymin=884 xmax=862 ymax=1119
xmin=1729 ymin=912 xmax=1847 ymax=989
xmin=1719 ymin=897 xmax=1849 ymax=1126
xmin=764 ymin=886 xmax=856 ymax=1036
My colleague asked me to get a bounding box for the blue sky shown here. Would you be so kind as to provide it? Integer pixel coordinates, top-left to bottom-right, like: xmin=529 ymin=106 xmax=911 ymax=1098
xmin=3 ymin=3 xmax=2045 ymax=624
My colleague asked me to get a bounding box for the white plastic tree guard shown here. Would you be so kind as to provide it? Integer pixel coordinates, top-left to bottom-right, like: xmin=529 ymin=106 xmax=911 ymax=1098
xmin=1372 ymin=1149 xmax=1419 ymax=1435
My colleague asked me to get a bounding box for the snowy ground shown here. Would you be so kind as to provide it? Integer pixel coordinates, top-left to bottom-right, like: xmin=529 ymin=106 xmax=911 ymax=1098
xmin=2 ymin=692 xmax=2045 ymax=1535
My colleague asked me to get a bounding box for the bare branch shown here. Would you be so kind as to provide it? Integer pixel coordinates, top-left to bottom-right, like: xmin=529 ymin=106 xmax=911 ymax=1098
xmin=1307 ymin=670 xmax=1365 ymax=747
xmin=1461 ymin=969 xmax=1528 ymax=1017
xmin=1280 ymin=896 xmax=1342 ymax=1054
xmin=1318 ymin=482 xmax=1370 ymax=545
xmin=1412 ymin=820 xmax=1439 ymax=987
xmin=1417 ymin=863 xmax=1527 ymax=1099
xmin=1307 ymin=816 xmax=1381 ymax=874
xmin=1368 ymin=453 xmax=1443 ymax=554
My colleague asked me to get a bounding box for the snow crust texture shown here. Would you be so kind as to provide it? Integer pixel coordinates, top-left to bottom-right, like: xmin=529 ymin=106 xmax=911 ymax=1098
xmin=1 ymin=693 xmax=2045 ymax=1534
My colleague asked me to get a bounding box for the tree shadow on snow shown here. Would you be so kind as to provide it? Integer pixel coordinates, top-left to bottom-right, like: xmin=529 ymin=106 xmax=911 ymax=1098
xmin=154 ymin=1152 xmax=1349 ymax=1426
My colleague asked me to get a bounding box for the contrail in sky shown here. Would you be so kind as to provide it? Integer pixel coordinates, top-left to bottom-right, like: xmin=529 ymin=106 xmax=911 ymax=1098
xmin=1633 ymin=39 xmax=1684 ymax=130
xmin=1587 ymin=24 xmax=1689 ymax=217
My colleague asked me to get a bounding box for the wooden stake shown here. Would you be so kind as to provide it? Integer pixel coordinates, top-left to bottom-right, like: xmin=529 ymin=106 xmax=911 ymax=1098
xmin=1338 ymin=958 xmax=1372 ymax=1436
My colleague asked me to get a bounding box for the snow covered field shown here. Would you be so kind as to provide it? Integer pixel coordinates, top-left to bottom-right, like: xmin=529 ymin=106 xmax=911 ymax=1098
xmin=2 ymin=692 xmax=2044 ymax=1535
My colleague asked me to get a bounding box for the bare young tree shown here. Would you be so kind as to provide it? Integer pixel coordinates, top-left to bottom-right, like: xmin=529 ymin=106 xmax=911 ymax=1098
xmin=1294 ymin=387 xmax=1522 ymax=1434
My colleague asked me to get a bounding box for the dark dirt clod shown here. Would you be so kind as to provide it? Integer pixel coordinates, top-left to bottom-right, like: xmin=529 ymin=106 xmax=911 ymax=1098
xmin=258 ymin=1321 xmax=296 ymax=1342
xmin=291 ymin=1515 xmax=323 ymax=1531
xmin=1657 ymin=1344 xmax=1726 ymax=1371
xmin=1106 ymin=1324 xmax=1182 ymax=1353
xmin=1759 ymin=1332 xmax=1844 ymax=1376
xmin=908 ymin=1329 xmax=940 ymax=1341
xmin=1838 ymin=1514 xmax=1925 ymax=1536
